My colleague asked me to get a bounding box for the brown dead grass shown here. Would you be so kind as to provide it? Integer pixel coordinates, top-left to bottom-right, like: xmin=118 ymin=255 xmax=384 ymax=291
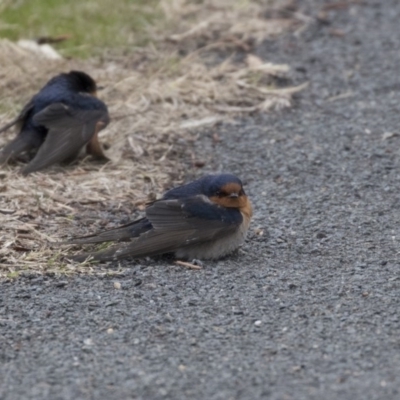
xmin=0 ymin=0 xmax=308 ymax=278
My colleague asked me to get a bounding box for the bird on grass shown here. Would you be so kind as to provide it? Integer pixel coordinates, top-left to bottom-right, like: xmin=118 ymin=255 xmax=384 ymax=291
xmin=0 ymin=70 xmax=109 ymax=175
xmin=66 ymin=173 xmax=253 ymax=263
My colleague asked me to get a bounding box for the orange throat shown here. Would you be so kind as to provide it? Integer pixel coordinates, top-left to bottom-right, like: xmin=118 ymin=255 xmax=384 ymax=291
xmin=241 ymin=198 xmax=253 ymax=221
xmin=210 ymin=195 xmax=253 ymax=221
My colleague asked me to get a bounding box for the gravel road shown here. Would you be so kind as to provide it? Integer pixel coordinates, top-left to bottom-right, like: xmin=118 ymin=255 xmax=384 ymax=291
xmin=2 ymin=1 xmax=400 ymax=399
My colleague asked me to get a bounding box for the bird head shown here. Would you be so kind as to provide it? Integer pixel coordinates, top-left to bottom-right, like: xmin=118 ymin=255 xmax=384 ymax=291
xmin=206 ymin=174 xmax=252 ymax=217
xmin=67 ymin=70 xmax=98 ymax=96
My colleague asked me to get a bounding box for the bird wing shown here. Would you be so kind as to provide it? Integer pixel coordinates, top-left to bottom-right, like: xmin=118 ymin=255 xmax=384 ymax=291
xmin=22 ymin=103 xmax=109 ymax=175
xmin=65 ymin=217 xmax=152 ymax=245
xmin=70 ymin=196 xmax=242 ymax=262
xmin=0 ymin=100 xmax=35 ymax=134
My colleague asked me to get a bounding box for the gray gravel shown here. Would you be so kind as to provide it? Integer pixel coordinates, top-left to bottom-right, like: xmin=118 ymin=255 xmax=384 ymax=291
xmin=2 ymin=1 xmax=400 ymax=399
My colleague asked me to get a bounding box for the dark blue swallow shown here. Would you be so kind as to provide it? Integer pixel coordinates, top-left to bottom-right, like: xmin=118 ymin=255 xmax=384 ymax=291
xmin=0 ymin=70 xmax=109 ymax=175
xmin=66 ymin=173 xmax=253 ymax=262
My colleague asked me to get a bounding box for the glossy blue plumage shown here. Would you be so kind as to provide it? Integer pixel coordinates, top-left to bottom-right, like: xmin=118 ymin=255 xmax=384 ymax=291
xmin=23 ymin=72 xmax=107 ymax=142
xmin=163 ymin=173 xmax=243 ymax=199
xmin=180 ymin=196 xmax=243 ymax=224
xmin=163 ymin=173 xmax=244 ymax=224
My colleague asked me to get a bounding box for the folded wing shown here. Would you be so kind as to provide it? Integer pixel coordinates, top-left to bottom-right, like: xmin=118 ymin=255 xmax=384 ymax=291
xmin=66 ymin=218 xmax=152 ymax=245
xmin=70 ymin=196 xmax=242 ymax=262
xmin=22 ymin=103 xmax=109 ymax=175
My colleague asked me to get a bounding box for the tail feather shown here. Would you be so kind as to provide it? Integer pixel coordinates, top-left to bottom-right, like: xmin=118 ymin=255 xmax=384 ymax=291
xmin=64 ymin=218 xmax=152 ymax=245
xmin=0 ymin=118 xmax=19 ymax=134
xmin=0 ymin=135 xmax=33 ymax=164
xmin=67 ymin=228 xmax=191 ymax=263
xmin=66 ymin=245 xmax=123 ymax=263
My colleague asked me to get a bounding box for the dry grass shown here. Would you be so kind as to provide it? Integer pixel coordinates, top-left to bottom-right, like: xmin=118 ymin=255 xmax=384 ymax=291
xmin=0 ymin=0 xmax=308 ymax=278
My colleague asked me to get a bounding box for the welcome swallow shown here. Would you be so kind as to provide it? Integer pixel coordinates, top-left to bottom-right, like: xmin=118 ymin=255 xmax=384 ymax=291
xmin=67 ymin=173 xmax=253 ymax=262
xmin=0 ymin=70 xmax=109 ymax=175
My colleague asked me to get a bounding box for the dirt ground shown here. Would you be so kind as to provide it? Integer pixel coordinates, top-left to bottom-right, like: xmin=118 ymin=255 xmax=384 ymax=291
xmin=2 ymin=0 xmax=400 ymax=399
xmin=0 ymin=0 xmax=303 ymax=276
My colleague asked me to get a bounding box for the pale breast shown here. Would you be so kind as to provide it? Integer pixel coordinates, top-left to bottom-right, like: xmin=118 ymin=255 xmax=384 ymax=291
xmin=175 ymin=211 xmax=251 ymax=260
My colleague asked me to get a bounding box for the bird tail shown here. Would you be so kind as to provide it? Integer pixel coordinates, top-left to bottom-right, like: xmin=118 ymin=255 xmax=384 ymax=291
xmin=62 ymin=218 xmax=152 ymax=245
xmin=0 ymin=117 xmax=19 ymax=134
xmin=68 ymin=228 xmax=192 ymax=263
xmin=66 ymin=244 xmax=124 ymax=263
xmin=0 ymin=134 xmax=33 ymax=164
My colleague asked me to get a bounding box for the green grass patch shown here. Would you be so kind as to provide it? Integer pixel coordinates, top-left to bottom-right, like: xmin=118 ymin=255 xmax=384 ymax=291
xmin=0 ymin=0 xmax=162 ymax=57
xmin=6 ymin=271 xmax=20 ymax=279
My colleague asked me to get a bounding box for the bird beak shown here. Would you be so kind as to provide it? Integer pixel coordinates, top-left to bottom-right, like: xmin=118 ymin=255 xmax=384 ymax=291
xmin=228 ymin=193 xmax=239 ymax=198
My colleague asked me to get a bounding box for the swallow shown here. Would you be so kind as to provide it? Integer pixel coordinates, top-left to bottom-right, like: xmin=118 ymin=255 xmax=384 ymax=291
xmin=66 ymin=173 xmax=253 ymax=263
xmin=0 ymin=70 xmax=109 ymax=175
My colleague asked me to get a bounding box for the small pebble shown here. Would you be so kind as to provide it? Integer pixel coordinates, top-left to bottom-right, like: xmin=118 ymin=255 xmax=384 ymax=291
xmin=254 ymin=320 xmax=262 ymax=326
xmin=114 ymin=281 xmax=121 ymax=290
xmin=254 ymin=228 xmax=264 ymax=236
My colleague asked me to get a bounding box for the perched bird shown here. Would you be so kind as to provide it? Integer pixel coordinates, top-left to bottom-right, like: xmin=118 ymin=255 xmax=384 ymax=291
xmin=67 ymin=173 xmax=253 ymax=263
xmin=0 ymin=70 xmax=109 ymax=175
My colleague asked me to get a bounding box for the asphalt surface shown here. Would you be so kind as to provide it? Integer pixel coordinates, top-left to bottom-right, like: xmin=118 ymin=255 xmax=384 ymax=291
xmin=2 ymin=1 xmax=400 ymax=399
